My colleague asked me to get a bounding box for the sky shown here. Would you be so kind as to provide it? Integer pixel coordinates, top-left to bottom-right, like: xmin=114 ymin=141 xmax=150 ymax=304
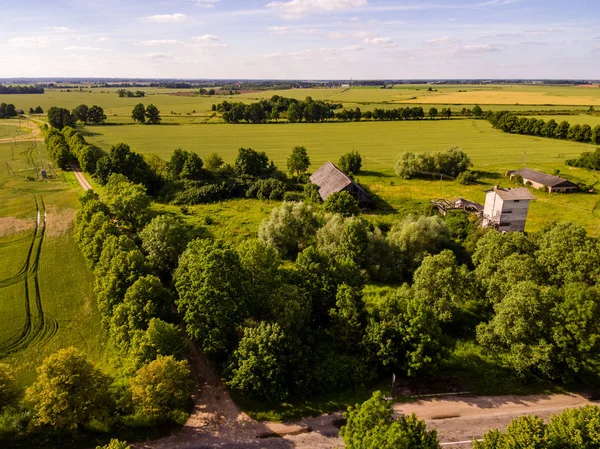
xmin=0 ymin=0 xmax=598 ymax=79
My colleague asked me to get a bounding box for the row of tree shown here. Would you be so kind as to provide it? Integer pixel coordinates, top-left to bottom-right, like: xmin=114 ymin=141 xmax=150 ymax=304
xmin=0 ymin=102 xmax=17 ymax=118
xmin=42 ymin=125 xmax=101 ymax=171
xmin=28 ymin=106 xmax=43 ymax=114
xmin=117 ymin=89 xmax=145 ymax=97
xmin=489 ymin=111 xmax=600 ymax=144
xmin=47 ymin=104 xmax=107 ymax=129
xmin=132 ymin=103 xmax=161 ymax=124
xmin=0 ymin=85 xmax=44 ymax=94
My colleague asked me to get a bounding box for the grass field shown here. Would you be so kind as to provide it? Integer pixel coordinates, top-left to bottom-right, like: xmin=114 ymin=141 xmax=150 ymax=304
xmin=83 ymin=119 xmax=600 ymax=233
xmin=525 ymin=115 xmax=600 ymax=127
xmin=0 ymin=139 xmax=106 ymax=387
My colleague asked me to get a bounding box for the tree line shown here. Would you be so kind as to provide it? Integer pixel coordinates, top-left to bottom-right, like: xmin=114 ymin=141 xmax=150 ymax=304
xmin=42 ymin=125 xmax=101 ymax=172
xmin=0 ymin=85 xmax=44 ymax=94
xmin=47 ymin=104 xmax=106 ymax=129
xmin=0 ymin=103 xmax=17 ymax=118
xmin=131 ymin=103 xmax=161 ymax=124
xmin=117 ymin=89 xmax=145 ymax=97
xmin=488 ymin=110 xmax=600 ymax=144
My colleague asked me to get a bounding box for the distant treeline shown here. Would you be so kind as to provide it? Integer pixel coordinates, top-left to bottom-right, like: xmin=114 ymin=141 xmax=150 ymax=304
xmin=0 ymin=85 xmax=44 ymax=94
xmin=488 ymin=111 xmax=600 ymax=144
xmin=117 ymin=89 xmax=145 ymax=98
xmin=214 ymin=95 xmax=486 ymax=123
xmin=0 ymin=103 xmax=18 ymax=118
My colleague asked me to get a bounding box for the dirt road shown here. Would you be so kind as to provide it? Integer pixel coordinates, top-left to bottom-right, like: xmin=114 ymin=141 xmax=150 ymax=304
xmin=0 ymin=117 xmax=43 ymax=144
xmin=136 ymin=341 xmax=597 ymax=449
xmin=70 ymin=163 xmax=92 ymax=190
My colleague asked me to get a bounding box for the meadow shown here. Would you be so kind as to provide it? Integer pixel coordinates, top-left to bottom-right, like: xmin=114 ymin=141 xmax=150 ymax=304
xmin=0 ymin=136 xmax=106 ymax=386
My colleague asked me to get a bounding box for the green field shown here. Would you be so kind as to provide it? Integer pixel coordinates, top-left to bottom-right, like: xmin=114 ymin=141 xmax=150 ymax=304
xmin=526 ymin=115 xmax=600 ymax=127
xmin=0 ymin=139 xmax=106 ymax=387
xmin=83 ymin=119 xmax=600 ymax=233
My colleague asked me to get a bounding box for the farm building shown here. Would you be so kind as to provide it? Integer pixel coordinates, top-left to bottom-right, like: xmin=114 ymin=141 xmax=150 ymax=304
xmin=507 ymin=168 xmax=579 ymax=193
xmin=482 ymin=186 xmax=535 ymax=232
xmin=310 ymin=161 xmax=372 ymax=204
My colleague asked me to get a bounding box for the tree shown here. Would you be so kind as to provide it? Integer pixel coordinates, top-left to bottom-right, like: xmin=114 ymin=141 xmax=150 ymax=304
xmin=476 ymin=281 xmax=557 ymax=377
xmin=205 ymin=152 xmax=224 ymax=171
xmin=129 ymin=318 xmax=187 ymax=370
xmin=179 ymin=152 xmax=204 ymax=180
xmin=140 ymin=215 xmax=189 ymax=276
xmin=434 ymin=146 xmax=472 ymax=177
xmin=174 ymin=239 xmax=250 ymax=357
xmin=104 ymin=174 xmax=151 ymax=230
xmin=258 ymin=201 xmax=321 ymax=258
xmin=130 ymin=356 xmax=193 ymax=421
xmin=547 ymin=405 xmax=600 ymax=448
xmin=472 ymin=104 xmax=483 ymax=117
xmin=110 ymin=275 xmax=171 ymax=350
xmin=341 ymin=391 xmax=440 ymax=449
xmin=234 ymin=147 xmax=275 ymax=177
xmin=87 ymin=105 xmax=107 ymax=125
xmin=25 ymin=348 xmax=113 ymax=430
xmin=226 ymin=322 xmax=291 ymax=402
xmin=474 ymin=415 xmax=548 ymax=449
xmin=0 ymin=363 xmax=19 ymax=411
xmin=72 ymin=104 xmax=89 ymax=124
xmin=132 ymin=103 xmax=146 ymax=124
xmin=338 ymin=150 xmax=363 ymax=175
xmin=412 ymin=250 xmax=473 ymax=322
xmin=555 ymin=121 xmax=570 ymax=139
xmin=47 ymin=106 xmax=75 ymax=130
xmin=317 ymin=214 xmax=370 ymax=267
xmin=286 ymin=146 xmax=311 ymax=177
xmin=323 ymin=191 xmax=360 ymax=217
xmin=145 ymin=104 xmax=161 ymax=124
xmin=428 ymin=107 xmax=438 ymax=119
xmin=592 ymin=125 xmax=600 ymax=145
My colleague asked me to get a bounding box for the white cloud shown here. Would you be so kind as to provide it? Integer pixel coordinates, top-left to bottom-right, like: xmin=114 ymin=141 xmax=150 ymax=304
xmin=456 ymin=44 xmax=500 ymax=54
xmin=363 ymin=37 xmax=395 ymax=47
xmin=192 ymin=0 xmax=220 ymax=7
xmin=266 ymin=0 xmax=368 ymax=19
xmin=140 ymin=39 xmax=181 ymax=45
xmin=425 ymin=36 xmax=453 ymax=45
xmin=97 ymin=37 xmax=110 ymax=42
xmin=268 ymin=26 xmax=288 ymax=34
xmin=328 ymin=30 xmax=374 ymax=40
xmin=8 ymin=36 xmax=52 ymax=49
xmin=525 ymin=28 xmax=564 ymax=34
xmin=144 ymin=52 xmax=171 ymax=59
xmin=142 ymin=13 xmax=188 ymax=23
xmin=64 ymin=46 xmax=105 ymax=51
xmin=193 ymin=34 xmax=219 ymax=41
xmin=47 ymin=26 xmax=73 ymax=33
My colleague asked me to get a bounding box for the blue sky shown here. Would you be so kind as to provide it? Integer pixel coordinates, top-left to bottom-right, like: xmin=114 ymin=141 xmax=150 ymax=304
xmin=0 ymin=0 xmax=598 ymax=79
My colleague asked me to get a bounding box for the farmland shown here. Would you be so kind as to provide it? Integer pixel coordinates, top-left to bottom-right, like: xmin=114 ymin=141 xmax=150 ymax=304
xmin=0 ymin=133 xmax=106 ymax=386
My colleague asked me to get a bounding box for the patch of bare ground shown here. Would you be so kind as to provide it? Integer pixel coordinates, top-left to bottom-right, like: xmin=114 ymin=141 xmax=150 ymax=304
xmin=45 ymin=207 xmax=75 ymax=237
xmin=0 ymin=217 xmax=35 ymax=238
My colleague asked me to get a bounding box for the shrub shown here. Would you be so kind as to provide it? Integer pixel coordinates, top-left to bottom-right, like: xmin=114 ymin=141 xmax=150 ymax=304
xmin=338 ymin=151 xmax=362 ymax=175
xmin=323 ymin=191 xmax=360 ymax=217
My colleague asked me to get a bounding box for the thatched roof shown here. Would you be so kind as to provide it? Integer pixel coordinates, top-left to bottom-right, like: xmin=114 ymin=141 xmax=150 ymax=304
xmin=309 ymin=161 xmax=371 ymax=202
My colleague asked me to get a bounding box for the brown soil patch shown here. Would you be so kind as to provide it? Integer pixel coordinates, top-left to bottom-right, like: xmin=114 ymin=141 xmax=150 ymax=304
xmin=45 ymin=208 xmax=75 ymax=237
xmin=0 ymin=217 xmax=35 ymax=238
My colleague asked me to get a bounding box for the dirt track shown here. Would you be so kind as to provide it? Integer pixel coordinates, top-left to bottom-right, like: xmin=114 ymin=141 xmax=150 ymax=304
xmin=0 ymin=118 xmax=42 ymax=144
xmin=136 ymin=341 xmax=597 ymax=449
xmin=71 ymin=163 xmax=92 ymax=190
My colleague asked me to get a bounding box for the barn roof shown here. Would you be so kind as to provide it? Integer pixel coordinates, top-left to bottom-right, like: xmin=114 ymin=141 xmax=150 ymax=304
xmin=309 ymin=161 xmax=370 ymax=202
xmin=512 ymin=168 xmax=578 ymax=188
xmin=488 ymin=187 xmax=536 ymax=201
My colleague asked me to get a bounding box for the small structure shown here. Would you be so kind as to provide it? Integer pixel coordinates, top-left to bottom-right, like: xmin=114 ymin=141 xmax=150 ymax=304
xmin=15 ymin=109 xmax=24 ymax=115
xmin=310 ymin=161 xmax=372 ymax=205
xmin=431 ymin=197 xmax=484 ymax=216
xmin=482 ymin=186 xmax=535 ymax=232
xmin=507 ymin=168 xmax=579 ymax=193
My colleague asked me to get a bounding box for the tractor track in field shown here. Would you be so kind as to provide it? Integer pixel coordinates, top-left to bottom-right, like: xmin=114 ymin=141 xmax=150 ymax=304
xmin=0 ymin=197 xmax=58 ymax=356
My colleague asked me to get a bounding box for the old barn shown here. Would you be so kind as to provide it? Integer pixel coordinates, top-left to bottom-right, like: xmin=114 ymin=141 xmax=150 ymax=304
xmin=310 ymin=161 xmax=372 ymax=205
xmin=508 ymin=168 xmax=579 ymax=193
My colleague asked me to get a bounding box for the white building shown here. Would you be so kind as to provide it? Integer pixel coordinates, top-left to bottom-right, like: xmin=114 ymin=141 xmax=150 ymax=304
xmin=482 ymin=186 xmax=535 ymax=232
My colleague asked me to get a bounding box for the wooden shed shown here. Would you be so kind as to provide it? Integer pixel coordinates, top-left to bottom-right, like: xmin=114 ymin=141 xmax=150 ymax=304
xmin=310 ymin=161 xmax=372 ymax=204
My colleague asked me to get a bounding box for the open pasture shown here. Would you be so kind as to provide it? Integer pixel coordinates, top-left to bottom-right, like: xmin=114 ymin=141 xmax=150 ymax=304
xmin=0 ymin=139 xmax=105 ymax=386
xmin=84 ymin=119 xmax=600 ymax=233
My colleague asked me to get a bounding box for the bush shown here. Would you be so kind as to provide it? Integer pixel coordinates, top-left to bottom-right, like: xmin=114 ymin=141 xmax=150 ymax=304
xmin=0 ymin=364 xmax=19 ymax=412
xmin=283 ymin=191 xmax=305 ymax=202
xmin=338 ymin=151 xmax=362 ymax=175
xmin=395 ymin=147 xmax=472 ymax=179
xmin=457 ymin=169 xmax=479 ymax=184
xmin=323 ymin=191 xmax=360 ymax=217
xmin=130 ymin=356 xmax=193 ymax=422
xmin=246 ymin=178 xmax=287 ymax=200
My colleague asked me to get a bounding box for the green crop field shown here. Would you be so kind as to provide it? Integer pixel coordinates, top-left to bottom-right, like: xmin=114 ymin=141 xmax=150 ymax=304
xmin=83 ymin=119 xmax=600 ymax=233
xmin=0 ymin=139 xmax=106 ymax=387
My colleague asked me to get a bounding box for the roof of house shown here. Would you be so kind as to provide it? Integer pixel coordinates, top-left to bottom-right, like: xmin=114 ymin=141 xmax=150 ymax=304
xmin=309 ymin=161 xmax=370 ymax=201
xmin=487 ymin=187 xmax=536 ymax=201
xmin=512 ymin=168 xmax=578 ymax=188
